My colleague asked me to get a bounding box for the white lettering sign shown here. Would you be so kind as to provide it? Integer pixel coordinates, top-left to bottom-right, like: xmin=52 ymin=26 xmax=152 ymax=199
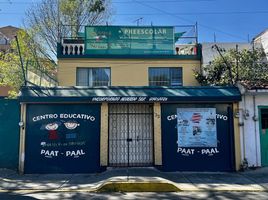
xmin=167 ymin=113 xmax=228 ymax=121
xmin=201 ymin=148 xmax=220 ymax=156
xmin=91 ymin=96 xmax=169 ymax=102
xmin=40 ymin=149 xmax=59 ymax=158
xmin=40 ymin=149 xmax=86 ymax=158
xmin=177 ymin=147 xmax=220 ymax=156
xmin=66 ymin=149 xmax=86 ymax=158
xmin=177 ymin=147 xmax=195 ymax=156
xmin=32 ymin=113 xmax=96 ymax=122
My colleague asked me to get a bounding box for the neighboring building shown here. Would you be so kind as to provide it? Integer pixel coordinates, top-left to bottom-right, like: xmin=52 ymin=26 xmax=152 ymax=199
xmin=25 ymin=61 xmax=58 ymax=87
xmin=253 ymin=29 xmax=268 ymax=61
xmin=201 ymin=41 xmax=268 ymax=169
xmin=237 ymin=83 xmax=268 ymax=169
xmin=202 ymin=42 xmax=251 ymax=67
xmin=0 ymin=25 xmax=20 ymax=53
xmin=0 ymin=26 xmax=20 ymax=97
xmin=19 ymin=25 xmax=241 ymax=174
xmin=0 ymin=26 xmax=57 ymax=96
xmin=235 ymin=29 xmax=268 ymax=168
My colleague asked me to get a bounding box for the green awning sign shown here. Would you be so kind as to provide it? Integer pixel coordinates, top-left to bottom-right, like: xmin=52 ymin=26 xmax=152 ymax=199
xmin=85 ymin=26 xmax=174 ymax=55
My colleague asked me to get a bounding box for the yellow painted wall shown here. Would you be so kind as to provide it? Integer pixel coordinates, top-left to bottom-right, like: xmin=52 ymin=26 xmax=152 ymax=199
xmin=58 ymin=59 xmax=200 ymax=86
xmin=100 ymin=103 xmax=108 ymax=166
xmin=154 ymin=102 xmax=162 ymax=165
xmin=233 ymin=102 xmax=241 ymax=171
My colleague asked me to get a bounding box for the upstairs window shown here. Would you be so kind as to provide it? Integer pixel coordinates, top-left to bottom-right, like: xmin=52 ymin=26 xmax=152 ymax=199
xmin=149 ymin=67 xmax=182 ymax=86
xmin=0 ymin=37 xmax=7 ymax=45
xmin=76 ymin=68 xmax=111 ymax=86
xmin=261 ymin=109 xmax=268 ymax=129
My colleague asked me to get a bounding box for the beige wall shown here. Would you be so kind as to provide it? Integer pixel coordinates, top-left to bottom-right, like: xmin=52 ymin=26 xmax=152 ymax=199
xmin=100 ymin=103 xmax=108 ymax=166
xmin=58 ymin=58 xmax=200 ymax=86
xmin=27 ymin=71 xmax=57 ymax=87
xmin=154 ymin=102 xmax=162 ymax=165
xmin=233 ymin=102 xmax=241 ymax=171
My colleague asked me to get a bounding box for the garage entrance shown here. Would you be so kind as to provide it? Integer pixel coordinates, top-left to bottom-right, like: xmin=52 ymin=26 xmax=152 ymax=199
xmin=108 ymin=104 xmax=154 ymax=167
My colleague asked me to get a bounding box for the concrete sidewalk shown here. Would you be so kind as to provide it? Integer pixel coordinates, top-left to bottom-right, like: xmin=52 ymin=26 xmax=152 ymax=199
xmin=0 ymin=167 xmax=268 ymax=192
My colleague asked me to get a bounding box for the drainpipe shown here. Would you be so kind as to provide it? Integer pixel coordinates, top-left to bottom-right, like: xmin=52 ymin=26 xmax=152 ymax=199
xmin=236 ymin=82 xmax=247 ymax=165
xmin=253 ymin=94 xmax=259 ymax=166
xmin=241 ymin=94 xmax=246 ymax=161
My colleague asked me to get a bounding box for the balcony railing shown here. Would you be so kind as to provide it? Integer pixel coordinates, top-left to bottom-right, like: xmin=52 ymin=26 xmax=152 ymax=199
xmin=61 ymin=37 xmax=84 ymax=55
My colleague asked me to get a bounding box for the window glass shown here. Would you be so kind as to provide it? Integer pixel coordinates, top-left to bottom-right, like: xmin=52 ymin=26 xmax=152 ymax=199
xmin=92 ymin=68 xmax=110 ymax=86
xmin=77 ymin=68 xmax=110 ymax=86
xmin=77 ymin=68 xmax=88 ymax=86
xmin=149 ymin=67 xmax=182 ymax=86
xmin=170 ymin=68 xmax=182 ymax=86
xmin=0 ymin=37 xmax=7 ymax=45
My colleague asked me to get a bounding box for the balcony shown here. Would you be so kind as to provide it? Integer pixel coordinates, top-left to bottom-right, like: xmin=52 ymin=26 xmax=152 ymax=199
xmin=61 ymin=37 xmax=84 ymax=55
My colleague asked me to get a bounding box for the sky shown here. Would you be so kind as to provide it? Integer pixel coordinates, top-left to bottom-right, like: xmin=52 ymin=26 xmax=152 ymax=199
xmin=0 ymin=0 xmax=268 ymax=42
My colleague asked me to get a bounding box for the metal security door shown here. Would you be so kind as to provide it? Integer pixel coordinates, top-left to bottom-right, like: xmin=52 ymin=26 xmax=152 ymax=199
xmin=109 ymin=104 xmax=153 ymax=167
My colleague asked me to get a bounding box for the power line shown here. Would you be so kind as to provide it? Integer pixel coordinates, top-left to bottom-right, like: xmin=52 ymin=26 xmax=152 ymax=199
xmin=0 ymin=0 xmax=216 ymax=4
xmin=132 ymin=0 xmax=248 ymax=41
xmin=0 ymin=9 xmax=268 ymax=16
xmin=113 ymin=0 xmax=216 ymax=3
xmin=2 ymin=10 xmax=268 ymax=16
xmin=114 ymin=11 xmax=268 ymax=16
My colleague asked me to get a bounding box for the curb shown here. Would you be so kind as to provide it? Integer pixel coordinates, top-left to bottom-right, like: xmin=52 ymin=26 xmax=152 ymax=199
xmin=0 ymin=181 xmax=267 ymax=193
xmin=97 ymin=182 xmax=181 ymax=192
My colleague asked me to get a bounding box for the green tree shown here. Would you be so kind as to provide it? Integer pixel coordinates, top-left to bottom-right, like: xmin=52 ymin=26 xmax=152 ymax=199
xmin=0 ymin=53 xmax=23 ymax=98
xmin=194 ymin=48 xmax=268 ymax=87
xmin=0 ymin=30 xmax=56 ymax=97
xmin=25 ymin=0 xmax=112 ymax=58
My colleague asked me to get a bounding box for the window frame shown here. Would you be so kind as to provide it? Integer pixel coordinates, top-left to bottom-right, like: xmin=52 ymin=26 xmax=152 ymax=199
xmin=76 ymin=67 xmax=111 ymax=87
xmin=148 ymin=67 xmax=183 ymax=86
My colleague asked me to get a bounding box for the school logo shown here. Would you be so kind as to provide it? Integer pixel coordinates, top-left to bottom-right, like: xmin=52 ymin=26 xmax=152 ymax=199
xmin=64 ymin=121 xmax=80 ymax=139
xmin=42 ymin=120 xmax=80 ymax=140
xmin=45 ymin=122 xmax=60 ymax=140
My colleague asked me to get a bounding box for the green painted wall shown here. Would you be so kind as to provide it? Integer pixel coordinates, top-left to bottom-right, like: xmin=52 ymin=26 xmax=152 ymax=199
xmin=0 ymin=99 xmax=20 ymax=169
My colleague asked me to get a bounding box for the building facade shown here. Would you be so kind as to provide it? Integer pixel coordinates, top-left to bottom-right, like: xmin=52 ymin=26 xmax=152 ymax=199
xmin=201 ymin=40 xmax=268 ymax=169
xmin=19 ymin=25 xmax=241 ymax=173
xmin=201 ymin=42 xmax=251 ymax=67
xmin=0 ymin=25 xmax=20 ymax=53
xmin=253 ymin=29 xmax=268 ymax=61
xmin=238 ymin=87 xmax=268 ymax=168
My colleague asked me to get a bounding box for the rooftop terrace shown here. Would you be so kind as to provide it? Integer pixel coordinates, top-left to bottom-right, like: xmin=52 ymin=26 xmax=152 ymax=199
xmin=57 ymin=25 xmax=201 ymax=59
